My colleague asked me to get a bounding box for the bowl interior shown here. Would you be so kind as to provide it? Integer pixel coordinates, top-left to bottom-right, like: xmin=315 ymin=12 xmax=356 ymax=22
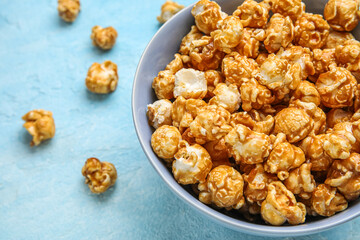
xmin=132 ymin=0 xmax=360 ymax=236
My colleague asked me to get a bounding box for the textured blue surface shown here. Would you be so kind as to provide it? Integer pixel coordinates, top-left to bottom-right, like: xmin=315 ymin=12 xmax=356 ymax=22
xmin=0 ymin=0 xmax=360 ymax=239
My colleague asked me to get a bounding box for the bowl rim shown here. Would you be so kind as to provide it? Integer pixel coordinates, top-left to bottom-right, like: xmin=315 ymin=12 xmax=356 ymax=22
xmin=132 ymin=0 xmax=360 ymax=236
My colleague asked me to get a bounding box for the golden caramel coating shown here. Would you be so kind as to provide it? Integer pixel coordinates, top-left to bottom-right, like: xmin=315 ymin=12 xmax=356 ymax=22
xmin=300 ymin=134 xmax=333 ymax=172
xmin=189 ymin=36 xmax=224 ymax=71
xmin=255 ymin=52 xmax=269 ymax=66
xmin=174 ymin=68 xmax=207 ymax=99
xmin=327 ymin=108 xmax=353 ymax=129
xmin=255 ymin=54 xmax=301 ymax=100
xmin=324 ymin=31 xmax=354 ymax=49
xmin=204 ymin=137 xmax=231 ymax=167
xmin=209 ymin=83 xmax=241 ymax=113
xmin=277 ymin=46 xmax=315 ymax=80
xmin=240 ymin=78 xmax=275 ymax=112
xmin=81 ymin=158 xmax=117 ymax=194
xmin=284 ymin=163 xmax=316 ymax=199
xmin=261 ymin=181 xmax=306 ymax=225
xmin=316 ymin=66 xmax=357 ymax=108
xmin=179 ymin=25 xmax=203 ymax=55
xmin=173 ymin=142 xmax=212 ymax=185
xmin=172 ymin=96 xmax=207 ymax=132
xmin=85 ymin=61 xmax=118 ymax=94
xmin=294 ymin=13 xmax=330 ymax=50
xmin=326 ymin=153 xmax=360 ymax=201
xmin=235 ymin=28 xmax=265 ymax=58
xmin=232 ymin=0 xmax=270 ymax=28
xmin=181 ymin=128 xmax=197 ymax=145
xmin=157 ymin=0 xmax=184 ymax=23
xmin=58 ymin=0 xmax=80 ymax=22
xmin=324 ymin=0 xmax=360 ymax=32
xmin=191 ymin=0 xmax=227 ymax=34
xmin=290 ymin=81 xmax=321 ymax=106
xmin=222 ymin=52 xmax=259 ymax=87
xmin=166 ymin=53 xmax=184 ymax=73
xmin=335 ymin=39 xmax=360 ymax=73
xmin=198 ymin=165 xmax=245 ymax=209
xmin=22 ymin=110 xmax=55 ymax=146
xmin=230 ymin=110 xmax=274 ymax=135
xmin=211 ymin=16 xmax=244 ymax=54
xmin=264 ymin=14 xmax=294 ymax=53
xmin=91 ymin=26 xmax=118 ymax=50
xmin=273 ymin=107 xmax=313 ymax=143
xmin=190 ymin=105 xmax=232 ymax=144
xmin=243 ymin=164 xmax=278 ymax=205
xmin=270 ymin=0 xmax=303 ymax=22
xmin=152 ymin=70 xmax=175 ymax=99
xmin=311 ymin=48 xmax=337 ymax=82
xmin=204 ymin=70 xmax=223 ymax=98
xmin=311 ymin=184 xmax=348 ymax=216
xmin=151 ymin=125 xmax=182 ymax=162
xmin=147 ymin=99 xmax=173 ymax=129
xmin=225 ymin=124 xmax=271 ymax=165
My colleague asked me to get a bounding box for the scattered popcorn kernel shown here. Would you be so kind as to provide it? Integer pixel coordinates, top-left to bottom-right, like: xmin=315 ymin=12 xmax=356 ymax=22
xmin=233 ymin=0 xmax=270 ymax=28
xmin=173 ymin=142 xmax=212 ymax=185
xmin=230 ymin=110 xmax=274 ymax=135
xmin=255 ymin=54 xmax=301 ymax=101
xmin=284 ymin=163 xmax=316 ymax=199
xmin=273 ymin=107 xmax=313 ymax=143
xmin=294 ymin=13 xmax=330 ymax=50
xmin=157 ymin=1 xmax=184 ymax=24
xmin=147 ymin=99 xmax=173 ymax=129
xmin=204 ymin=138 xmax=231 ymax=167
xmin=311 ymin=184 xmax=348 ymax=216
xmin=261 ymin=181 xmax=306 ymax=225
xmin=264 ymin=14 xmax=294 ymax=53
xmin=324 ymin=31 xmax=354 ymax=49
xmin=222 ymin=52 xmax=259 ymax=87
xmin=326 ymin=153 xmax=360 ymax=201
xmin=174 ymin=68 xmax=207 ymax=99
xmin=270 ymin=0 xmax=303 ymax=22
xmin=22 ymin=110 xmax=55 ymax=146
xmin=324 ymin=0 xmax=360 ymax=32
xmin=198 ymin=165 xmax=245 ymax=209
xmin=316 ymin=66 xmax=357 ymax=108
xmin=151 ymin=125 xmax=182 ymax=162
xmin=191 ymin=0 xmax=227 ymax=34
xmin=85 ymin=60 xmax=118 ymax=94
xmin=204 ymin=70 xmax=223 ymax=98
xmin=240 ymin=78 xmax=275 ymax=112
xmin=290 ymin=81 xmax=321 ymax=106
xmin=211 ymin=16 xmax=244 ymax=53
xmin=327 ymin=108 xmax=353 ymax=128
xmin=209 ymin=83 xmax=241 ymax=113
xmin=190 ymin=105 xmax=232 ymax=144
xmin=81 ymin=157 xmax=117 ymax=194
xmin=235 ymin=28 xmax=265 ymax=58
xmin=189 ymin=36 xmax=224 ymax=71
xmin=58 ymin=0 xmax=80 ymax=22
xmin=225 ymin=124 xmax=271 ymax=165
xmin=179 ymin=25 xmax=204 ymax=55
xmin=91 ymin=26 xmax=118 ymax=50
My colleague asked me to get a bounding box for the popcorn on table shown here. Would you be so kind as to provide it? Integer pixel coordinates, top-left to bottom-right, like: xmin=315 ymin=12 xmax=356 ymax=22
xmin=22 ymin=110 xmax=55 ymax=146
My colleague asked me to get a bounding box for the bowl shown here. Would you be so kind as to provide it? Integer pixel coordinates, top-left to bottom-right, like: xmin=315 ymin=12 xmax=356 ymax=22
xmin=132 ymin=0 xmax=360 ymax=236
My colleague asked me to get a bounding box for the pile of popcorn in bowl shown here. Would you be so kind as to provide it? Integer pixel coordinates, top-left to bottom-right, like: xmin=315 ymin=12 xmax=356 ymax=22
xmin=147 ymin=0 xmax=360 ymax=226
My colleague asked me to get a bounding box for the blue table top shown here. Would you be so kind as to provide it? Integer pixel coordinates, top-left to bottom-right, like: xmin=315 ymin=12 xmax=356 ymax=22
xmin=1 ymin=0 xmax=360 ymax=239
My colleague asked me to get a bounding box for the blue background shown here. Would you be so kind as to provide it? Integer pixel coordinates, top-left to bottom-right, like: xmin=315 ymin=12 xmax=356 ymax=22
xmin=0 ymin=0 xmax=359 ymax=239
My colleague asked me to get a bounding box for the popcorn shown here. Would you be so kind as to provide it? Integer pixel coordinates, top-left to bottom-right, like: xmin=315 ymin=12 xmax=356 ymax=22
xmin=311 ymin=48 xmax=337 ymax=82
xmin=91 ymin=26 xmax=118 ymax=50
xmin=264 ymin=14 xmax=294 ymax=53
xmin=326 ymin=108 xmax=353 ymax=129
xmin=230 ymin=110 xmax=274 ymax=135
xmin=311 ymin=184 xmax=348 ymax=216
xmin=157 ymin=1 xmax=185 ymax=23
xmin=335 ymin=39 xmax=360 ymax=74
xmin=151 ymin=125 xmax=182 ymax=162
xmin=191 ymin=0 xmax=227 ymax=34
xmin=324 ymin=31 xmax=354 ymax=49
xmin=174 ymin=68 xmax=207 ymax=99
xmin=294 ymin=13 xmax=330 ymax=50
xmin=324 ymin=0 xmax=360 ymax=32
xmin=147 ymin=99 xmax=173 ymax=129
xmin=261 ymin=181 xmax=306 ymax=225
xmin=204 ymin=70 xmax=223 ymax=98
xmin=270 ymin=0 xmax=303 ymax=22
xmin=232 ymin=0 xmax=270 ymax=28
xmin=284 ymin=163 xmax=316 ymax=199
xmin=240 ymin=78 xmax=275 ymax=112
xmin=81 ymin=158 xmax=117 ymax=194
xmin=172 ymin=142 xmax=212 ymax=185
xmin=209 ymin=83 xmax=241 ymax=113
xmin=290 ymin=81 xmax=321 ymax=106
xmin=203 ymin=138 xmax=231 ymax=167
xmin=316 ymin=66 xmax=357 ymax=108
xmin=235 ymin=28 xmax=265 ymax=58
xmin=198 ymin=165 xmax=245 ymax=209
xmin=325 ymin=153 xmax=360 ymax=201
xmin=225 ymin=124 xmax=271 ymax=165
xmin=85 ymin=60 xmax=118 ymax=94
xmin=179 ymin=26 xmax=203 ymax=55
xmin=22 ymin=110 xmax=56 ymax=146
xmin=58 ymin=0 xmax=80 ymax=22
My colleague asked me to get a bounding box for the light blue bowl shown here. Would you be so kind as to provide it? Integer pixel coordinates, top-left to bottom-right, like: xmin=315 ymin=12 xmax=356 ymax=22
xmin=132 ymin=0 xmax=360 ymax=236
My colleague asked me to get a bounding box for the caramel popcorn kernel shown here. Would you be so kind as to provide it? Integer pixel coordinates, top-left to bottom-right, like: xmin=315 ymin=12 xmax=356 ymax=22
xmin=85 ymin=60 xmax=118 ymax=94
xmin=151 ymin=125 xmax=182 ymax=162
xmin=58 ymin=0 xmax=80 ymax=22
xmin=91 ymin=26 xmax=118 ymax=50
xmin=157 ymin=1 xmax=185 ymax=23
